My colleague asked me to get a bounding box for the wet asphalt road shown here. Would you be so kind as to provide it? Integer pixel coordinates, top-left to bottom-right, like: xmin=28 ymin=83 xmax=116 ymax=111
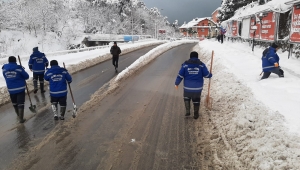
xmin=11 ymin=43 xmax=202 ymax=170
xmin=0 ymin=45 xmax=159 ymax=170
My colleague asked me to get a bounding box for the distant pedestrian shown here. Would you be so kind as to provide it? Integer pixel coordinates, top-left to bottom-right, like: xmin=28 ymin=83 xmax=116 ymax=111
xmin=220 ymin=26 xmax=226 ymax=44
xmin=175 ymin=51 xmax=212 ymax=119
xmin=44 ymin=60 xmax=72 ymax=120
xmin=217 ymin=34 xmax=221 ymax=42
xmin=261 ymin=42 xmax=284 ymax=79
xmin=2 ymin=56 xmax=29 ymax=123
xmin=110 ymin=42 xmax=121 ymax=72
xmin=28 ymin=47 xmax=48 ymax=94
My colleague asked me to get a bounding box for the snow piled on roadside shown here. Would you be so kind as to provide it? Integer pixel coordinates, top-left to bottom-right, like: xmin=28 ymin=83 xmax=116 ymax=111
xmin=198 ymin=39 xmax=300 ymax=134
xmin=196 ymin=40 xmax=300 ymax=169
xmin=115 ymin=40 xmax=198 ymax=82
xmin=0 ymin=41 xmax=165 ymax=106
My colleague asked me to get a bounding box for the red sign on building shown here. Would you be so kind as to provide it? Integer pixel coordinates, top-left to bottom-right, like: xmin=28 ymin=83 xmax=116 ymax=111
xmin=159 ymin=29 xmax=166 ymax=34
xmin=232 ymin=20 xmax=238 ymax=37
xmin=260 ymin=12 xmax=276 ymax=41
xmin=290 ymin=5 xmax=300 ymax=43
xmin=249 ymin=17 xmax=260 ymax=39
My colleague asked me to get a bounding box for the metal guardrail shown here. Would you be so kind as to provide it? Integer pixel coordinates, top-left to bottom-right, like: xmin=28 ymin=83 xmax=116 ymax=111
xmin=0 ymin=37 xmax=154 ymax=59
xmin=0 ymin=44 xmax=111 ymax=59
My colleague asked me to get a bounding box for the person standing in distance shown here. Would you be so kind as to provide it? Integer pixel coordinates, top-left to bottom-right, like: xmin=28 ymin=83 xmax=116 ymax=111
xmin=220 ymin=26 xmax=226 ymax=44
xmin=175 ymin=51 xmax=212 ymax=119
xmin=110 ymin=42 xmax=121 ymax=72
xmin=261 ymin=42 xmax=284 ymax=79
xmin=28 ymin=47 xmax=48 ymax=94
xmin=2 ymin=56 xmax=29 ymax=123
xmin=44 ymin=60 xmax=72 ymax=120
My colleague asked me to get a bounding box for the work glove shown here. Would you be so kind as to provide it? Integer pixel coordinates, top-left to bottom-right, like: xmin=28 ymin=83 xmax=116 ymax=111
xmin=274 ymin=63 xmax=279 ymax=67
xmin=175 ymin=85 xmax=178 ymax=90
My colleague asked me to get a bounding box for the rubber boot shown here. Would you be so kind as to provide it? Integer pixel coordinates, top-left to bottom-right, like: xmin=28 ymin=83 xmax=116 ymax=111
xmin=60 ymin=106 xmax=66 ymax=120
xmin=279 ymin=69 xmax=284 ymax=78
xmin=193 ymin=105 xmax=200 ymax=119
xmin=40 ymin=82 xmax=46 ymax=93
xmin=52 ymin=104 xmax=58 ymax=120
xmin=13 ymin=105 xmax=19 ymax=116
xmin=33 ymin=80 xmax=38 ymax=94
xmin=18 ymin=107 xmax=26 ymax=123
xmin=184 ymin=101 xmax=190 ymax=116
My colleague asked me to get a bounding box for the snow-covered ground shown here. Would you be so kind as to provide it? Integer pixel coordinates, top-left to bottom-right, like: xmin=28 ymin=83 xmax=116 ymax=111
xmin=0 ymin=30 xmax=85 ymax=56
xmin=197 ymin=39 xmax=300 ymax=169
xmin=199 ymin=39 xmax=300 ymax=135
xmin=0 ymin=40 xmax=165 ymax=106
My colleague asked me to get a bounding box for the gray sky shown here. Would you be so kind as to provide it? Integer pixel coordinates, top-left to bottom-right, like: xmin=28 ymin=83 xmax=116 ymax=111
xmin=142 ymin=0 xmax=221 ymax=26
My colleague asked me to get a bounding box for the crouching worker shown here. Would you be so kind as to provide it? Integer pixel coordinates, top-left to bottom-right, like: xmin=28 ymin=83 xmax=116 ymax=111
xmin=175 ymin=51 xmax=212 ymax=119
xmin=2 ymin=56 xmax=29 ymax=123
xmin=44 ymin=60 xmax=72 ymax=120
xmin=261 ymin=42 xmax=284 ymax=79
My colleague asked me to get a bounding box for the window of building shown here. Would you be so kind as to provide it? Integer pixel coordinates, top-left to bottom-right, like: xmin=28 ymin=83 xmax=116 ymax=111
xmin=201 ymin=29 xmax=205 ymax=32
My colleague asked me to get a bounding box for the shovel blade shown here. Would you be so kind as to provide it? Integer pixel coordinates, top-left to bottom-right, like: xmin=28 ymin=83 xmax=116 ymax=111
xmin=72 ymin=104 xmax=77 ymax=118
xmin=29 ymin=105 xmax=36 ymax=113
xmin=204 ymin=96 xmax=213 ymax=110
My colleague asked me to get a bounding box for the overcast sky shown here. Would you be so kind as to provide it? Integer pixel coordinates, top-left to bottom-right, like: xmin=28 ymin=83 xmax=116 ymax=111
xmin=142 ymin=0 xmax=221 ymax=26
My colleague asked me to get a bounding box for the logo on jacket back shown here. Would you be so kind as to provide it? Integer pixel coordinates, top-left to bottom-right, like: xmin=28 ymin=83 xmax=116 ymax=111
xmin=51 ymin=74 xmax=63 ymax=81
xmin=36 ymin=58 xmax=44 ymax=63
xmin=188 ymin=67 xmax=199 ymax=74
xmin=5 ymin=71 xmax=17 ymax=78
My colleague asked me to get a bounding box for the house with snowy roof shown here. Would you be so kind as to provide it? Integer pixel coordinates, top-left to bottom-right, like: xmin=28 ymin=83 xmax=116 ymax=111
xmin=211 ymin=7 xmax=221 ymax=23
xmin=179 ymin=18 xmax=218 ymax=39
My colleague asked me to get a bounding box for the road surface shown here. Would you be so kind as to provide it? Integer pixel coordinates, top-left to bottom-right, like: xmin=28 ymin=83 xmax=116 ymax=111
xmin=10 ymin=43 xmax=227 ymax=170
xmin=0 ymin=45 xmax=160 ymax=170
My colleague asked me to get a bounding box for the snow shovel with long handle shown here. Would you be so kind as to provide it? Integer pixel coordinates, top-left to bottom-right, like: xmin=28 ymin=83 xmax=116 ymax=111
xmin=17 ymin=55 xmax=36 ymax=112
xmin=63 ymin=62 xmax=77 ymax=118
xmin=204 ymin=51 xmax=214 ymax=110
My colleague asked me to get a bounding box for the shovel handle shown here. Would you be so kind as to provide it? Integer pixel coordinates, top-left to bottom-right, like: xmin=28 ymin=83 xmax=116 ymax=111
xmin=63 ymin=62 xmax=76 ymax=104
xmin=209 ymin=51 xmax=214 ymax=73
xmin=17 ymin=55 xmax=34 ymax=105
xmin=207 ymin=51 xmax=214 ymax=99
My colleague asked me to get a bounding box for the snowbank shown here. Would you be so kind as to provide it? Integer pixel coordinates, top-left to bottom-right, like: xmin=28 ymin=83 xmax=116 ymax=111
xmin=0 ymin=40 xmax=165 ymax=106
xmin=197 ymin=39 xmax=300 ymax=169
xmin=199 ymin=39 xmax=300 ymax=134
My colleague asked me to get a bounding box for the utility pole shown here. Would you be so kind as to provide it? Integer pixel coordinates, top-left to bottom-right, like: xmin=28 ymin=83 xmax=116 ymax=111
xmin=155 ymin=22 xmax=157 ymax=39
xmin=131 ymin=9 xmax=134 ymax=43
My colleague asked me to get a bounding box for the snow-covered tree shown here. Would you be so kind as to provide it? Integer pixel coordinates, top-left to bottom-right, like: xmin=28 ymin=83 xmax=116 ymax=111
xmin=218 ymin=0 xmax=257 ymax=22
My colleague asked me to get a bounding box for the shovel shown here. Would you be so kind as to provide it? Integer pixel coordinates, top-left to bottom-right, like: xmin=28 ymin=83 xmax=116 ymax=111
xmin=204 ymin=51 xmax=214 ymax=110
xmin=17 ymin=55 xmax=36 ymax=112
xmin=63 ymin=62 xmax=77 ymax=118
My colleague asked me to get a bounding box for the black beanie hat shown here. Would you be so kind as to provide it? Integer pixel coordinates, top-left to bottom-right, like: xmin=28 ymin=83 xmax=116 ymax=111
xmin=8 ymin=56 xmax=16 ymax=63
xmin=33 ymin=47 xmax=38 ymax=52
xmin=50 ymin=60 xmax=58 ymax=66
xmin=114 ymin=42 xmax=117 ymax=45
xmin=190 ymin=51 xmax=198 ymax=58
xmin=271 ymin=42 xmax=279 ymax=49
